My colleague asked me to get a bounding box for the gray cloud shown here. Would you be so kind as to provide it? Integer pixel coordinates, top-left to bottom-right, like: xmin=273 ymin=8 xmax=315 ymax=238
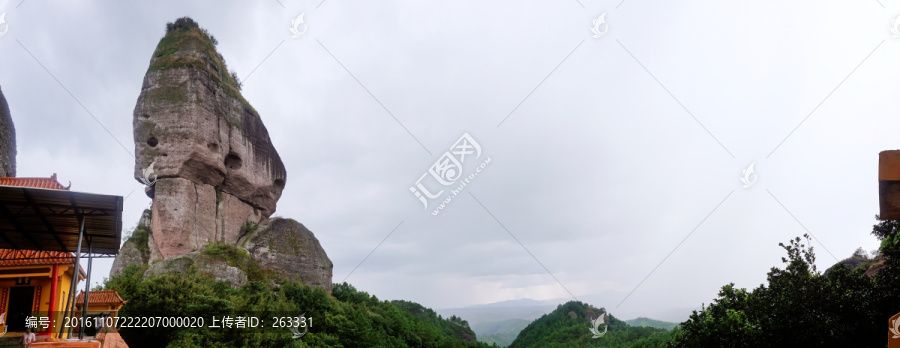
xmin=0 ymin=0 xmax=894 ymax=321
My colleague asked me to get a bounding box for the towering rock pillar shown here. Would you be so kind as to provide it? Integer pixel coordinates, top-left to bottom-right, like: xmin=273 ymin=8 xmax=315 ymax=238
xmin=132 ymin=18 xmax=286 ymax=261
xmin=118 ymin=18 xmax=332 ymax=292
xmin=0 ymin=86 xmax=16 ymax=177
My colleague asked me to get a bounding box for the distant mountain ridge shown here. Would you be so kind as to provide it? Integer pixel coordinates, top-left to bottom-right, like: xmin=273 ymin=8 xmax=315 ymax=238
xmin=472 ymin=298 xmax=549 ymax=308
xmin=625 ymin=317 xmax=678 ymax=330
xmin=440 ymin=298 xmax=679 ymax=346
xmin=443 ymin=290 xmax=695 ymax=324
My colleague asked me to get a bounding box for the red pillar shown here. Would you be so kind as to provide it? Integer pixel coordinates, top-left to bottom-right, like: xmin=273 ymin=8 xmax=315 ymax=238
xmin=48 ymin=264 xmax=59 ymax=337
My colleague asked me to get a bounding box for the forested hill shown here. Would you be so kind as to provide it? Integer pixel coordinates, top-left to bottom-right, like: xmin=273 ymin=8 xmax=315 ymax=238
xmin=625 ymin=317 xmax=678 ymax=330
xmin=106 ymin=262 xmax=492 ymax=347
xmin=508 ymin=301 xmax=672 ymax=348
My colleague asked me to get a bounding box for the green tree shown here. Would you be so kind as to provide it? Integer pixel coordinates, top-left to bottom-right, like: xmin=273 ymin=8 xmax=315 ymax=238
xmin=673 ymin=230 xmax=898 ymax=347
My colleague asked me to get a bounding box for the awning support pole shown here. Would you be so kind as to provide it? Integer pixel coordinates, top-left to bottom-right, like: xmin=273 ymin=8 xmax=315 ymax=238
xmin=64 ymin=213 xmax=84 ymax=339
xmin=48 ymin=264 xmax=59 ymax=338
xmin=79 ymin=238 xmax=93 ymax=339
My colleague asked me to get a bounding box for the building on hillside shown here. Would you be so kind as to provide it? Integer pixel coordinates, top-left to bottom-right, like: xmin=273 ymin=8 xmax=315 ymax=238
xmin=74 ymin=290 xmax=125 ymax=318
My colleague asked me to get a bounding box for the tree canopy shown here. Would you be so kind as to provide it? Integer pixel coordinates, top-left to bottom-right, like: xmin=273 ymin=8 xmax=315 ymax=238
xmin=672 ymin=220 xmax=900 ymax=347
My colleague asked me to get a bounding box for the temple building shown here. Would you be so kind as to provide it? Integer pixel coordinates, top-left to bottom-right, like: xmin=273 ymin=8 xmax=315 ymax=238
xmin=0 ymin=174 xmax=81 ymax=338
xmin=0 ymin=171 xmax=124 ymax=346
xmin=0 ymin=249 xmax=84 ymax=336
xmin=74 ymin=290 xmax=125 ymax=319
xmin=0 ymin=173 xmax=71 ymax=191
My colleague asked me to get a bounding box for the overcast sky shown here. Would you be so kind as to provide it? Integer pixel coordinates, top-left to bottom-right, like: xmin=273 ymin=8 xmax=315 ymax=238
xmin=0 ymin=0 xmax=898 ymax=322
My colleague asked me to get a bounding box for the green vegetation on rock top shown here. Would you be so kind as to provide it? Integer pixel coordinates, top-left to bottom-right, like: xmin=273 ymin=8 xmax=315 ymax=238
xmin=147 ymin=17 xmax=257 ymax=116
xmin=199 ymin=242 xmax=275 ymax=282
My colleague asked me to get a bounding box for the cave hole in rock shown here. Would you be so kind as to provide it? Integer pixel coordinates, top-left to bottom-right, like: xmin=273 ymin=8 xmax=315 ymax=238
xmin=147 ymin=137 xmax=158 ymax=147
xmin=225 ymin=153 xmax=242 ymax=170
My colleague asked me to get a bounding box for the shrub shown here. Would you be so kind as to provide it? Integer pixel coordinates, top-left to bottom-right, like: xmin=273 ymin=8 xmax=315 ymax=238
xmin=165 ymin=17 xmax=199 ymax=33
xmin=239 ymin=220 xmax=258 ymax=237
xmin=200 ymin=242 xmax=274 ymax=281
xmin=230 ymin=70 xmax=242 ymax=91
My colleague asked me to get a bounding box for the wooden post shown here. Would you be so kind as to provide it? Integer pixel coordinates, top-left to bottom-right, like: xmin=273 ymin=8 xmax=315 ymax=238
xmin=890 ymin=312 xmax=900 ymax=348
xmin=879 ymin=151 xmax=900 ymax=220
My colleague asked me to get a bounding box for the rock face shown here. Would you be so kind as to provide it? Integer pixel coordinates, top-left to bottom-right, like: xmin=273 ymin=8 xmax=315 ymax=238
xmin=132 ymin=19 xmax=286 ymax=260
xmin=864 ymin=255 xmax=886 ymax=277
xmin=240 ymin=218 xmax=333 ymax=293
xmin=109 ymin=210 xmax=152 ymax=277
xmin=115 ymin=18 xmax=332 ymax=293
xmin=0 ymin=86 xmax=16 ymax=177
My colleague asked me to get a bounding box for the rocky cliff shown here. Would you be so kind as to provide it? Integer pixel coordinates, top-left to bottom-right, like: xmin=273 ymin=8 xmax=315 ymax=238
xmin=115 ymin=18 xmax=331 ymax=292
xmin=133 ymin=17 xmax=287 ymax=260
xmin=109 ymin=210 xmax=151 ymax=276
xmin=240 ymin=218 xmax=333 ymax=292
xmin=0 ymin=86 xmax=16 ymax=177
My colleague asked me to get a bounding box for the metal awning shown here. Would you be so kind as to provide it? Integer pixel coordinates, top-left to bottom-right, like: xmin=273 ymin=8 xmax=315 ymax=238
xmin=0 ymin=184 xmax=124 ymax=339
xmin=0 ymin=185 xmax=123 ymax=255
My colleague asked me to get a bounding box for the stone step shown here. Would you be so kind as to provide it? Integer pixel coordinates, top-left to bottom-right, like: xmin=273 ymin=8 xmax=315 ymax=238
xmin=0 ymin=335 xmax=21 ymax=348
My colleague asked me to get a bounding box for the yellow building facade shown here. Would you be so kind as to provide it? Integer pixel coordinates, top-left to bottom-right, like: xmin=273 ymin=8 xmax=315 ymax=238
xmin=74 ymin=290 xmax=125 ymax=318
xmin=0 ymin=249 xmax=84 ymax=338
xmin=0 ymin=174 xmax=125 ymax=345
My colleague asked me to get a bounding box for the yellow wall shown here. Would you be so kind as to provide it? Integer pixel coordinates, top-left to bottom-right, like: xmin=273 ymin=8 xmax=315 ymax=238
xmin=0 ymin=263 xmax=81 ymax=338
xmin=76 ymin=304 xmax=123 ymax=316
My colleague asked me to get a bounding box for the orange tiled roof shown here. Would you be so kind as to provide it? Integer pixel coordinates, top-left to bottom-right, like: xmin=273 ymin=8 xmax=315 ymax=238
xmin=0 ymin=173 xmax=70 ymax=190
xmin=75 ymin=290 xmax=125 ymax=306
xmin=0 ymin=249 xmax=86 ymax=279
xmin=0 ymin=249 xmax=76 ymax=266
